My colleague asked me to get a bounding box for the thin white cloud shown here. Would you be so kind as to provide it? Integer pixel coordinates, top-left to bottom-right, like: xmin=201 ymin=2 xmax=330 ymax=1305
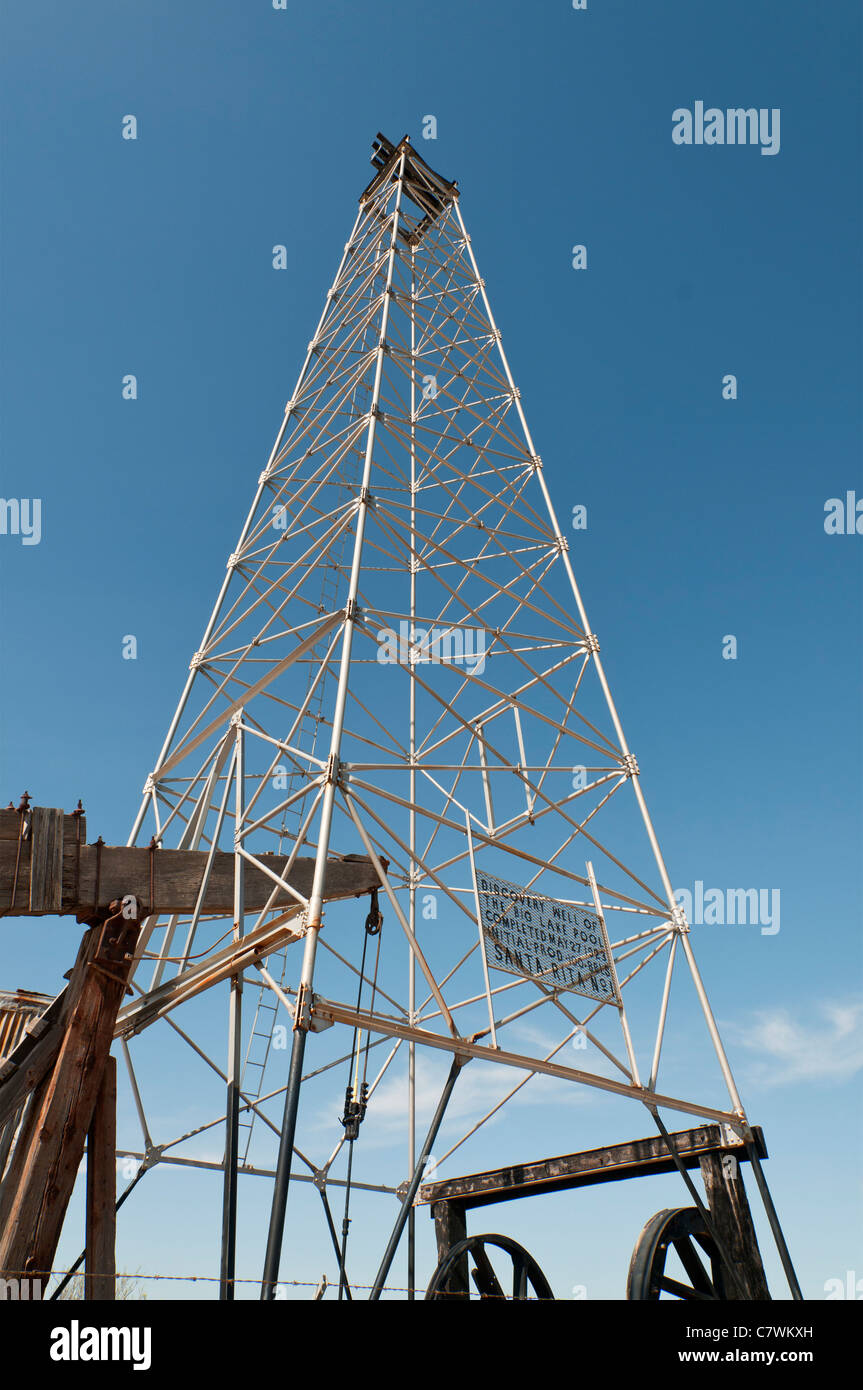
xmin=727 ymin=999 xmax=863 ymax=1086
xmin=311 ymin=1046 xmax=605 ymax=1161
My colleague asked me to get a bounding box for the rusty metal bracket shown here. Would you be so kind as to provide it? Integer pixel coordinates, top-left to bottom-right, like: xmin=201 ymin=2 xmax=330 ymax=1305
xmin=294 ymin=982 xmax=312 ymax=1032
xmin=148 ymin=835 xmax=162 ymax=918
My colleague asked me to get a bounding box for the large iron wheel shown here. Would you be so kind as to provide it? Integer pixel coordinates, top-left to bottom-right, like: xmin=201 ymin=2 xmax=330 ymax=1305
xmin=425 ymin=1233 xmax=555 ymax=1301
xmin=627 ymin=1206 xmax=729 ymax=1300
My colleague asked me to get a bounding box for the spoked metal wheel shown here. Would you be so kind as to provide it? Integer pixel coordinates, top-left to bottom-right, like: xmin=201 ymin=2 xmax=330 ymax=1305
xmin=627 ymin=1206 xmax=729 ymax=1300
xmin=425 ymin=1233 xmax=555 ymax=1301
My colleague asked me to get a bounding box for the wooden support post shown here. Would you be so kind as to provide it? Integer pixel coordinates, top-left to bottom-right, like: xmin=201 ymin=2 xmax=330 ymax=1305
xmin=699 ymin=1147 xmax=771 ymax=1300
xmin=0 ymin=903 xmax=139 ymax=1288
xmin=431 ymin=1199 xmax=469 ymax=1300
xmin=85 ymin=1055 xmax=117 ymax=1301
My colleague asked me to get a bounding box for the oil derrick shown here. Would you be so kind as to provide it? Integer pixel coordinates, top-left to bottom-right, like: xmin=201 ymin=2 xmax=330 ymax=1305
xmin=0 ymin=135 xmax=800 ymax=1303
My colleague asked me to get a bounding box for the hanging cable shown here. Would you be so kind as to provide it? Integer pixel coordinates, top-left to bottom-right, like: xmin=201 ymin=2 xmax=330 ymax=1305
xmin=361 ymin=893 xmax=383 ymax=1092
xmin=336 ymin=888 xmax=383 ymax=1300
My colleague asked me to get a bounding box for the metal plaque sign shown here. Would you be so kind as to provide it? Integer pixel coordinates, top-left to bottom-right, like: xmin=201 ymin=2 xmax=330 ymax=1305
xmin=475 ymin=872 xmax=617 ymax=1004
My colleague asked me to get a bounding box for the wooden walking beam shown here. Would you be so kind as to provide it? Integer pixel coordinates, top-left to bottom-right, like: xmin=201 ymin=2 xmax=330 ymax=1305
xmin=0 ymin=804 xmax=384 ymax=919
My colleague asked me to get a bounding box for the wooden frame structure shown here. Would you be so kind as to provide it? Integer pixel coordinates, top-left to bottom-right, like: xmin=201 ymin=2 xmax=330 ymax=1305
xmin=420 ymin=1125 xmax=772 ymax=1300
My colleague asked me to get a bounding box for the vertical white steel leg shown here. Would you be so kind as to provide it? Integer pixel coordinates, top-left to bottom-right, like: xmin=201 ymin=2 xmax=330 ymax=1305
xmin=467 ymin=813 xmax=498 ymax=1047
xmin=220 ymin=715 xmax=244 ymax=1299
xmin=261 ymin=155 xmax=409 ymax=1298
xmin=587 ymin=860 xmax=641 ymax=1087
xmin=648 ymin=931 xmax=678 ymax=1092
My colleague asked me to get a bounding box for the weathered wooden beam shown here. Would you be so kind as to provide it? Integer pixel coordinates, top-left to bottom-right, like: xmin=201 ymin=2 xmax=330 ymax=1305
xmin=0 ymin=1104 xmax=23 ymax=1185
xmin=418 ymin=1126 xmax=768 ymax=1209
xmin=85 ymin=1055 xmax=117 ymax=1301
xmin=0 ymin=807 xmax=384 ymax=917
xmin=0 ymin=808 xmax=85 ymax=843
xmin=0 ymin=1076 xmax=51 ymax=1262
xmin=431 ymin=1199 xmax=469 ymax=1300
xmin=0 ymin=990 xmax=68 ymax=1132
xmin=28 ymin=808 xmax=64 ymax=912
xmin=700 ymin=1147 xmax=771 ymax=1300
xmin=0 ymin=904 xmax=140 ymax=1286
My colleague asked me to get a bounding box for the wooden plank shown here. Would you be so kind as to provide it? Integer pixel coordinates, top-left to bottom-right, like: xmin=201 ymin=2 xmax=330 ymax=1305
xmin=85 ymin=1056 xmax=117 ymax=1301
xmin=0 ymin=906 xmax=140 ymax=1285
xmin=1 ymin=838 xmax=31 ymax=913
xmin=418 ymin=1126 xmax=769 ymax=1209
xmin=29 ymin=807 xmax=64 ymax=912
xmin=0 ymin=834 xmax=383 ymax=916
xmin=700 ymin=1148 xmax=771 ymax=1300
xmin=0 ymin=1105 xmax=24 ymax=1184
xmin=0 ymin=991 xmax=69 ymax=1131
xmin=0 ymin=924 xmax=98 ymax=1130
xmin=0 ymin=1080 xmax=50 ymax=1272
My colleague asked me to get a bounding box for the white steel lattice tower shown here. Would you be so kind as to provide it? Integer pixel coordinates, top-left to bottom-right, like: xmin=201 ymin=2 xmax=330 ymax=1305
xmin=117 ymin=135 xmax=766 ymax=1301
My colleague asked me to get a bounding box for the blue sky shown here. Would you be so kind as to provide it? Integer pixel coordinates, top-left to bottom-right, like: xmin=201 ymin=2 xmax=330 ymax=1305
xmin=0 ymin=1 xmax=861 ymax=1301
